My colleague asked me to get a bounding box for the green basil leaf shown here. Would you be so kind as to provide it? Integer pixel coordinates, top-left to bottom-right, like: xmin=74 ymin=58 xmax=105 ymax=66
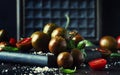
xmin=83 ymin=40 xmax=95 ymax=47
xmin=77 ymin=41 xmax=86 ymax=50
xmin=67 ymin=40 xmax=76 ymax=49
xmin=110 ymin=53 xmax=120 ymax=57
xmin=3 ymin=46 xmax=19 ymax=51
xmin=60 ymin=67 xmax=76 ymax=74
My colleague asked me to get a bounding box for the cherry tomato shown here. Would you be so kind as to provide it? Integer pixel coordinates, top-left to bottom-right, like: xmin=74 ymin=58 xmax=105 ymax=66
xmin=88 ymin=58 xmax=107 ymax=70
xmin=9 ymin=38 xmax=17 ymax=46
xmin=99 ymin=36 xmax=117 ymax=52
xmin=116 ymin=36 xmax=120 ymax=49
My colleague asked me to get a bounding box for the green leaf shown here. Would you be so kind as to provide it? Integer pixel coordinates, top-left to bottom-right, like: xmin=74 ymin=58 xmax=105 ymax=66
xmin=77 ymin=41 xmax=86 ymax=50
xmin=3 ymin=46 xmax=19 ymax=51
xmin=83 ymin=40 xmax=95 ymax=47
xmin=67 ymin=40 xmax=76 ymax=49
xmin=60 ymin=67 xmax=76 ymax=74
xmin=110 ymin=53 xmax=120 ymax=57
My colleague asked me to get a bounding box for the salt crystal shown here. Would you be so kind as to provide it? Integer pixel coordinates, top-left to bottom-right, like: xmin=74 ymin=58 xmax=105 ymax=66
xmin=5 ymin=69 xmax=8 ymax=72
xmin=29 ymin=73 xmax=33 ymax=75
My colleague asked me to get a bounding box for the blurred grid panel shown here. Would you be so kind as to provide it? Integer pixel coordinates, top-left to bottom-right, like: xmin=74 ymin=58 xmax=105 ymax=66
xmin=24 ymin=0 xmax=96 ymax=38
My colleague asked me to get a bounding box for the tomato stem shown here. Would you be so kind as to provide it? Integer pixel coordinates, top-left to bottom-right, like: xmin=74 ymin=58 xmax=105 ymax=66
xmin=65 ymin=14 xmax=70 ymax=30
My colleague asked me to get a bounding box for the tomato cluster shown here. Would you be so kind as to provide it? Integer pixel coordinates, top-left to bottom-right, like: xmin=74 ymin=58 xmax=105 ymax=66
xmin=0 ymin=24 xmax=120 ymax=71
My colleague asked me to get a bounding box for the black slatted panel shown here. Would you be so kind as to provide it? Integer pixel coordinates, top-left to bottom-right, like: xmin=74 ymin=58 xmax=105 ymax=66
xmin=22 ymin=0 xmax=97 ymax=40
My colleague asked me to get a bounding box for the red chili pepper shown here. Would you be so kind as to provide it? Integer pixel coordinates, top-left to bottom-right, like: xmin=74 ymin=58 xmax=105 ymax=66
xmin=19 ymin=38 xmax=31 ymax=44
xmin=88 ymin=58 xmax=107 ymax=70
xmin=96 ymin=48 xmax=111 ymax=58
xmin=9 ymin=38 xmax=17 ymax=46
xmin=16 ymin=37 xmax=32 ymax=51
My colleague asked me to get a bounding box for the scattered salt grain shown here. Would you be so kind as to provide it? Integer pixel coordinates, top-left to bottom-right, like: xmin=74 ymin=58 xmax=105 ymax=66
xmin=1 ymin=63 xmax=4 ymax=65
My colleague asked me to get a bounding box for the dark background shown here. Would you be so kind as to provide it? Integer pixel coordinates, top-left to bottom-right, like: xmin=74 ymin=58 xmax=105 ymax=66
xmin=0 ymin=0 xmax=120 ymax=39
xmin=102 ymin=0 xmax=120 ymax=38
xmin=0 ymin=0 xmax=16 ymax=38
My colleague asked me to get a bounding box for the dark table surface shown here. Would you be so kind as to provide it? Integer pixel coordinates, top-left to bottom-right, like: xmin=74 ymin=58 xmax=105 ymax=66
xmin=0 ymin=48 xmax=119 ymax=75
xmin=0 ymin=62 xmax=120 ymax=75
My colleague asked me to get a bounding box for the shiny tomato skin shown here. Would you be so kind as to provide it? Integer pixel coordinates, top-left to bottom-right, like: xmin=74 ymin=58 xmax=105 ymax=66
xmin=57 ymin=52 xmax=73 ymax=68
xmin=116 ymin=36 xmax=120 ymax=49
xmin=72 ymin=34 xmax=84 ymax=46
xmin=88 ymin=58 xmax=107 ymax=70
xmin=49 ymin=36 xmax=67 ymax=55
xmin=99 ymin=36 xmax=117 ymax=52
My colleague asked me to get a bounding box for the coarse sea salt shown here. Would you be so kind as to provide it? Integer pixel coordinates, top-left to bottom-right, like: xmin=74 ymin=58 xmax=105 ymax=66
xmin=0 ymin=51 xmax=61 ymax=75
